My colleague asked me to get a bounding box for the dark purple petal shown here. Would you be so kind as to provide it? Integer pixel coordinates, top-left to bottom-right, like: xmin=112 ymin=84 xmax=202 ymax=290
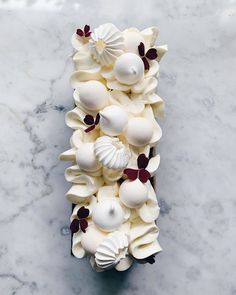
xmin=146 ymin=255 xmax=156 ymax=264
xmin=138 ymin=42 xmax=145 ymax=57
xmin=142 ymin=57 xmax=150 ymax=71
xmin=70 ymin=219 xmax=80 ymax=233
xmin=79 ymin=219 xmax=88 ymax=233
xmin=85 ymin=125 xmax=95 ymax=133
xmin=77 ymin=206 xmax=90 ymax=219
xmin=124 ymin=168 xmax=139 ymax=181
xmin=85 ymin=32 xmax=91 ymax=37
xmin=145 ymin=48 xmax=158 ymax=60
xmin=76 ymin=29 xmax=84 ymax=37
xmin=94 ymin=113 xmax=100 ymax=125
xmin=137 ymin=154 xmax=149 ymax=169
xmin=84 ymin=114 xmax=94 ymax=125
xmin=138 ymin=169 xmax=151 ymax=183
xmin=84 ymin=25 xmax=90 ymax=34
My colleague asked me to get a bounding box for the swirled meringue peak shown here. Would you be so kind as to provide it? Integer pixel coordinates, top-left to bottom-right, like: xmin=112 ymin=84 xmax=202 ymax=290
xmin=89 ymin=23 xmax=124 ymax=65
xmin=61 ymin=23 xmax=167 ymax=271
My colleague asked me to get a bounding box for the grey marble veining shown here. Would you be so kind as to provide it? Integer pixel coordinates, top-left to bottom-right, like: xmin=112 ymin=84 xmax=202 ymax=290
xmin=0 ymin=0 xmax=236 ymax=294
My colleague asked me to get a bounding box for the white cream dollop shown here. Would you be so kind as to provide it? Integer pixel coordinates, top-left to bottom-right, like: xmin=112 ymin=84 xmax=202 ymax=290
xmin=125 ymin=117 xmax=154 ymax=146
xmin=114 ymin=53 xmax=144 ymax=85
xmin=99 ymin=105 xmax=128 ymax=136
xmin=76 ymin=142 xmax=102 ymax=172
xmin=92 ymin=199 xmax=124 ymax=232
xmin=119 ymin=179 xmax=149 ymax=208
xmin=77 ymin=80 xmax=109 ymax=111
xmin=94 ymin=136 xmax=131 ymax=170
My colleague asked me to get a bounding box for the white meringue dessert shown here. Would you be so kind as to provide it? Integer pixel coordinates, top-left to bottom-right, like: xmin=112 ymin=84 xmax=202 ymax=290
xmin=60 ymin=23 xmax=167 ymax=272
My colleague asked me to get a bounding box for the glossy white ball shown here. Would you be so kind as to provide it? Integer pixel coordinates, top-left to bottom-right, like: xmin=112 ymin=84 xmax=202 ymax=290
xmin=78 ymin=80 xmax=109 ymax=111
xmin=119 ymin=179 xmax=148 ymax=208
xmin=125 ymin=117 xmax=153 ymax=146
xmin=76 ymin=143 xmax=102 ymax=172
xmin=113 ymin=53 xmax=144 ymax=85
xmin=92 ymin=199 xmax=124 ymax=232
xmin=100 ymin=105 xmax=128 ymax=136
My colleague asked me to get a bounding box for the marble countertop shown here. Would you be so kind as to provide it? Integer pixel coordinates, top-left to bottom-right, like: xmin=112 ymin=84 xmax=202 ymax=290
xmin=0 ymin=0 xmax=236 ymax=294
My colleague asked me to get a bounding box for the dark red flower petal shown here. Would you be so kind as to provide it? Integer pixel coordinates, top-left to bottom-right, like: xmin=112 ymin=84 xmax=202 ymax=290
xmin=77 ymin=206 xmax=90 ymax=219
xmin=85 ymin=125 xmax=95 ymax=133
xmin=84 ymin=25 xmax=90 ymax=34
xmin=146 ymin=255 xmax=156 ymax=264
xmin=84 ymin=114 xmax=94 ymax=125
xmin=79 ymin=219 xmax=88 ymax=233
xmin=124 ymin=168 xmax=139 ymax=181
xmin=76 ymin=29 xmax=84 ymax=37
xmin=145 ymin=48 xmax=158 ymax=60
xmin=94 ymin=113 xmax=100 ymax=125
xmin=138 ymin=169 xmax=151 ymax=183
xmin=85 ymin=32 xmax=91 ymax=37
xmin=138 ymin=42 xmax=145 ymax=57
xmin=137 ymin=154 xmax=149 ymax=169
xmin=142 ymin=57 xmax=150 ymax=71
xmin=70 ymin=219 xmax=80 ymax=233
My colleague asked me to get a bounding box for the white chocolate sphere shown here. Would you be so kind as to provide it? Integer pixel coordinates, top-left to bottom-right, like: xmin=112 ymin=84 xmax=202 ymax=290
xmin=100 ymin=105 xmax=128 ymax=136
xmin=92 ymin=199 xmax=124 ymax=232
xmin=125 ymin=117 xmax=153 ymax=146
xmin=124 ymin=31 xmax=145 ymax=54
xmin=81 ymin=225 xmax=107 ymax=254
xmin=76 ymin=143 xmax=102 ymax=172
xmin=78 ymin=80 xmax=109 ymax=111
xmin=113 ymin=53 xmax=144 ymax=85
xmin=119 ymin=179 xmax=148 ymax=208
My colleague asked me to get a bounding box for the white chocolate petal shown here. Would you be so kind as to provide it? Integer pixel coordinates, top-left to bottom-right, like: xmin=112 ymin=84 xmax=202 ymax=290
xmin=147 ymin=154 xmax=160 ymax=176
xmin=59 ymin=148 xmax=76 ymax=161
xmin=65 ymin=107 xmax=87 ymax=130
xmin=66 ymin=176 xmax=104 ymax=203
xmin=156 ymin=44 xmax=168 ymax=62
xmin=97 ymin=184 xmax=119 ymax=202
xmin=141 ymin=27 xmax=159 ymax=48
xmin=72 ymin=231 xmax=85 ymax=258
xmin=102 ymin=167 xmax=123 ymax=184
xmin=71 ymin=196 xmax=97 ymax=220
xmin=71 ymin=33 xmax=84 ymax=50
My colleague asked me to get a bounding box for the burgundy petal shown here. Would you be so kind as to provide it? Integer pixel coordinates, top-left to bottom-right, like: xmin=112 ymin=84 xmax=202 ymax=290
xmin=138 ymin=169 xmax=151 ymax=183
xmin=77 ymin=206 xmax=90 ymax=219
xmin=137 ymin=154 xmax=149 ymax=169
xmin=85 ymin=32 xmax=91 ymax=37
xmin=145 ymin=48 xmax=158 ymax=60
xmin=84 ymin=114 xmax=94 ymax=125
xmin=79 ymin=219 xmax=88 ymax=233
xmin=70 ymin=219 xmax=80 ymax=233
xmin=138 ymin=42 xmax=145 ymax=57
xmin=76 ymin=29 xmax=84 ymax=37
xmin=85 ymin=125 xmax=95 ymax=133
xmin=146 ymin=255 xmax=156 ymax=264
xmin=124 ymin=168 xmax=139 ymax=181
xmin=142 ymin=57 xmax=150 ymax=71
xmin=94 ymin=113 xmax=100 ymax=125
xmin=84 ymin=25 xmax=90 ymax=34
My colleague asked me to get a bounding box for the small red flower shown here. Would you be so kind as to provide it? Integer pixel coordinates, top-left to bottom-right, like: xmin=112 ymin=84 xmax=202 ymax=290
xmin=83 ymin=113 xmax=100 ymax=133
xmin=76 ymin=25 xmax=91 ymax=38
xmin=124 ymin=153 xmax=151 ymax=183
xmin=138 ymin=42 xmax=158 ymax=71
xmin=70 ymin=206 xmax=89 ymax=234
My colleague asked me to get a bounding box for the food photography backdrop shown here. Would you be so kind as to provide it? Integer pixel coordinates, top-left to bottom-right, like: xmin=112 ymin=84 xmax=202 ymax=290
xmin=0 ymin=0 xmax=235 ymax=294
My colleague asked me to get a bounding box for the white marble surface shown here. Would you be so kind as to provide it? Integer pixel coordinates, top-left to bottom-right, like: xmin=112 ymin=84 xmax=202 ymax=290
xmin=0 ymin=0 xmax=236 ymax=294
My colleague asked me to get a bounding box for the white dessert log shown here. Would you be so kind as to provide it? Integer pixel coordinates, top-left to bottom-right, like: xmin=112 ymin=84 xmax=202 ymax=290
xmin=60 ymin=23 xmax=167 ymax=272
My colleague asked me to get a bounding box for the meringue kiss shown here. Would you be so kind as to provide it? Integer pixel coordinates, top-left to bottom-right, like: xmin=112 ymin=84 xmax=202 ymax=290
xmin=92 ymin=199 xmax=124 ymax=232
xmin=99 ymin=105 xmax=128 ymax=136
xmin=76 ymin=142 xmax=102 ymax=172
xmin=125 ymin=117 xmax=153 ymax=146
xmin=78 ymin=80 xmax=109 ymax=111
xmin=119 ymin=179 xmax=148 ymax=208
xmin=113 ymin=53 xmax=144 ymax=85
